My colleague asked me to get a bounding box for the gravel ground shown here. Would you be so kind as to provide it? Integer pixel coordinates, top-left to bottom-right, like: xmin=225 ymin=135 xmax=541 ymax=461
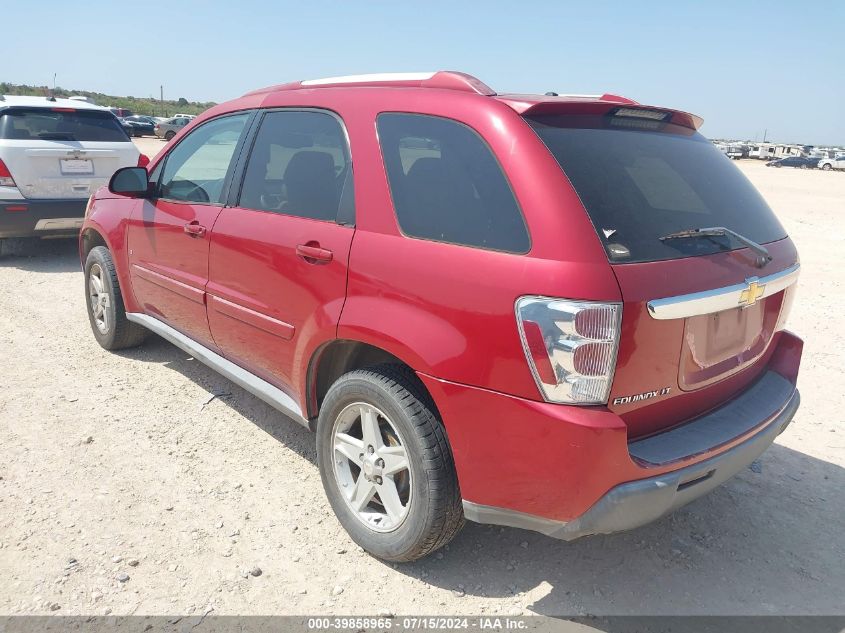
xmin=0 ymin=152 xmax=843 ymax=616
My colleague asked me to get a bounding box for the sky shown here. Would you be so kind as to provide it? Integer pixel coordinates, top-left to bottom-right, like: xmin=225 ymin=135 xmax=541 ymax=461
xmin=3 ymin=1 xmax=843 ymax=145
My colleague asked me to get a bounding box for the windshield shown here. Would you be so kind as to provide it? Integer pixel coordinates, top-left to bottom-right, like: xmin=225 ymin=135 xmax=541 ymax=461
xmin=0 ymin=108 xmax=129 ymax=142
xmin=526 ymin=114 xmax=787 ymax=263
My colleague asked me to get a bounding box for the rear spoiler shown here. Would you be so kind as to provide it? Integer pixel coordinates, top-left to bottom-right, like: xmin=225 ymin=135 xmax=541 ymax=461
xmin=505 ymin=99 xmax=704 ymax=131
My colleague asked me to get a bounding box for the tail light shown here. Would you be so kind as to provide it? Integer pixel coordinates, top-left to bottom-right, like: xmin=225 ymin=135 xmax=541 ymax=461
xmin=516 ymin=297 xmax=622 ymax=405
xmin=137 ymin=154 xmax=150 ymax=168
xmin=0 ymin=158 xmax=16 ymax=187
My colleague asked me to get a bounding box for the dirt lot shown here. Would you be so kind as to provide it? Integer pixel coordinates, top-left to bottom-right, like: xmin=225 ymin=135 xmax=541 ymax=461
xmin=0 ymin=150 xmax=843 ymax=616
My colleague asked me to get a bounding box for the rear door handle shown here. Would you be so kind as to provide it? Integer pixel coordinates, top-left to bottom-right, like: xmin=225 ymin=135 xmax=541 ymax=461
xmin=183 ymin=221 xmax=207 ymax=238
xmin=296 ymin=243 xmax=333 ymax=263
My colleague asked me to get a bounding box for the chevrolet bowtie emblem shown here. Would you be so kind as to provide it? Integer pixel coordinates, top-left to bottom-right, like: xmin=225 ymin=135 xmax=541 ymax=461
xmin=738 ymin=280 xmax=765 ymax=307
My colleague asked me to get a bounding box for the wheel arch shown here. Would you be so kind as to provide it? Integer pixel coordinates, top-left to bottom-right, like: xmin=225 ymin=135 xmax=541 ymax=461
xmin=79 ymin=225 xmax=109 ymax=267
xmin=306 ymin=338 xmax=440 ymax=423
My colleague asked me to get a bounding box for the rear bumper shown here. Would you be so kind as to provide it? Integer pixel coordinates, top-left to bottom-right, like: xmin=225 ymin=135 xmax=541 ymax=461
xmin=463 ymin=387 xmax=799 ymax=540
xmin=418 ymin=330 xmax=803 ymax=540
xmin=0 ymin=198 xmax=87 ymax=238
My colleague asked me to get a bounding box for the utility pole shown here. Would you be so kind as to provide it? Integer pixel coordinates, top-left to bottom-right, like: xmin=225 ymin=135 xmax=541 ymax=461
xmin=52 ymin=73 xmax=56 ymax=91
xmin=160 ymin=85 xmax=164 ymax=117
xmin=763 ymin=128 xmax=768 ymax=142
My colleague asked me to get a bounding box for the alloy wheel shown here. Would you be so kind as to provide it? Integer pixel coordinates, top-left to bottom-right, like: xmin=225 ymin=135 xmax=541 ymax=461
xmin=88 ymin=263 xmax=111 ymax=334
xmin=331 ymin=402 xmax=412 ymax=533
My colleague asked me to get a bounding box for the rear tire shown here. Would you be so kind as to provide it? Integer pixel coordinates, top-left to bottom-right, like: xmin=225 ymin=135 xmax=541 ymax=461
xmin=822 ymin=164 xmax=832 ymax=171
xmin=165 ymin=131 xmax=175 ymax=141
xmin=316 ymin=364 xmax=464 ymax=562
xmin=84 ymin=246 xmax=146 ymax=350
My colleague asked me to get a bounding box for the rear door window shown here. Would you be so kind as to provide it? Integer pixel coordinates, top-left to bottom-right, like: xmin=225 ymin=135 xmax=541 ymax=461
xmin=526 ymin=114 xmax=787 ymax=263
xmin=0 ymin=107 xmax=129 ymax=142
xmin=238 ymin=110 xmax=353 ymax=223
xmin=377 ymin=113 xmax=529 ymax=253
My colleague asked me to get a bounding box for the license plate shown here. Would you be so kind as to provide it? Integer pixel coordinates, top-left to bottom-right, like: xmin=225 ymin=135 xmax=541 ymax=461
xmin=59 ymin=159 xmax=93 ymax=175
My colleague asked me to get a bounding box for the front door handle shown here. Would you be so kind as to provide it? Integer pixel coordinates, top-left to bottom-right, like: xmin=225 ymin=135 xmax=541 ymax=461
xmin=183 ymin=221 xmax=207 ymax=238
xmin=296 ymin=243 xmax=333 ymax=263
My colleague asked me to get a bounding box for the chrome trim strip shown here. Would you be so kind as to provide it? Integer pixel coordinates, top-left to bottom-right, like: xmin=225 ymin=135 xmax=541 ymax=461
xmin=647 ymin=263 xmax=800 ymax=320
xmin=126 ymin=312 xmax=309 ymax=429
xmin=34 ymin=218 xmax=84 ymax=231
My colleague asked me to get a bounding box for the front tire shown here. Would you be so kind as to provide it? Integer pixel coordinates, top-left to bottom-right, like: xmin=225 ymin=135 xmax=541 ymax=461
xmin=84 ymin=246 xmax=146 ymax=350
xmin=317 ymin=365 xmax=464 ymax=562
xmin=822 ymin=164 xmax=832 ymax=171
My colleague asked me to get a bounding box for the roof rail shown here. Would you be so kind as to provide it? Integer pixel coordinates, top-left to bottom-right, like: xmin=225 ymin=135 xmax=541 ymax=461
xmin=244 ymin=71 xmax=496 ymax=97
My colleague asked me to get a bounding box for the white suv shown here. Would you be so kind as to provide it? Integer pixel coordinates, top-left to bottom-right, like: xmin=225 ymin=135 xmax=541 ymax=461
xmin=0 ymin=95 xmax=144 ymax=252
xmin=818 ymin=154 xmax=845 ymax=171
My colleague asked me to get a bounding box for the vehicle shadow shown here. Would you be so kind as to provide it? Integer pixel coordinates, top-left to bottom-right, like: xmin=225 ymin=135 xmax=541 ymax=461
xmin=118 ymin=334 xmax=844 ymax=616
xmin=0 ymin=238 xmax=80 ymax=273
xmin=115 ymin=333 xmax=317 ymax=461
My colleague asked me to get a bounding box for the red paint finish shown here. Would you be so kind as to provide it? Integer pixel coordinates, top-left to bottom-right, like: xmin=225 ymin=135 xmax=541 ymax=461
xmin=422 ymin=330 xmax=802 ymax=522
xmin=80 ymin=76 xmax=804 ymax=527
xmin=207 ymin=208 xmax=354 ymax=399
xmin=609 ymin=239 xmax=799 ymax=439
xmin=127 ymin=199 xmax=222 ymax=350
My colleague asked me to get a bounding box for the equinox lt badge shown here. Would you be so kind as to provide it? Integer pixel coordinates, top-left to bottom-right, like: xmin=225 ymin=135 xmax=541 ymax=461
xmin=613 ymin=387 xmax=672 ymax=406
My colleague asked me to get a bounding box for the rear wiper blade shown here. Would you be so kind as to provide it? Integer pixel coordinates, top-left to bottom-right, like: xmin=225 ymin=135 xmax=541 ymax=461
xmin=659 ymin=226 xmax=772 ymax=268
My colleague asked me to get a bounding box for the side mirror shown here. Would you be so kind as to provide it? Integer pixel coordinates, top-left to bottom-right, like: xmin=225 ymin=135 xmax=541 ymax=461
xmin=109 ymin=166 xmax=149 ymax=197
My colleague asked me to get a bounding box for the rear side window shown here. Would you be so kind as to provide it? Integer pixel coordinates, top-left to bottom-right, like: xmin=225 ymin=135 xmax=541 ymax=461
xmin=0 ymin=108 xmax=129 ymax=142
xmin=526 ymin=114 xmax=787 ymax=263
xmin=158 ymin=113 xmax=249 ymax=204
xmin=238 ymin=110 xmax=353 ymax=223
xmin=377 ymin=113 xmax=529 ymax=253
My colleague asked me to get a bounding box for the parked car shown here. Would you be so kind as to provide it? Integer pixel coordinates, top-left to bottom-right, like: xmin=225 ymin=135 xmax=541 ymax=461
xmin=726 ymin=145 xmax=745 ymax=159
xmin=818 ymin=154 xmax=845 ymax=171
xmin=122 ymin=115 xmax=156 ymax=137
xmin=0 ymin=95 xmax=147 ymax=253
xmin=79 ymin=71 xmax=802 ymax=562
xmin=766 ymin=156 xmax=818 ymax=169
xmin=154 ymin=116 xmax=191 ymax=140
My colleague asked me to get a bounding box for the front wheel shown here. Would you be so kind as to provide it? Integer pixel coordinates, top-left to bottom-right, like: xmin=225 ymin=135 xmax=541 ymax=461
xmin=317 ymin=365 xmax=464 ymax=562
xmin=822 ymin=164 xmax=832 ymax=171
xmin=84 ymin=246 xmax=146 ymax=350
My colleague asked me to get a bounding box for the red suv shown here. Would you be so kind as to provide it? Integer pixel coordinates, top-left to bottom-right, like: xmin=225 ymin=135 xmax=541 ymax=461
xmin=80 ymin=72 xmax=802 ymax=562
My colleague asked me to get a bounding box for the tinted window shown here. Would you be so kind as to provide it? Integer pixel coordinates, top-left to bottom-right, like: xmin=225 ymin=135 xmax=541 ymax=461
xmin=239 ymin=110 xmax=352 ymax=223
xmin=527 ymin=114 xmax=787 ymax=263
xmin=0 ymin=108 xmax=129 ymax=141
xmin=158 ymin=113 xmax=248 ymax=204
xmin=377 ymin=113 xmax=528 ymax=253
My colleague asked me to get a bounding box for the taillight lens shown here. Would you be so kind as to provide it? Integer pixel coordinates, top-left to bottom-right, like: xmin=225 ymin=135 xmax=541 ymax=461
xmin=516 ymin=297 xmax=622 ymax=404
xmin=0 ymin=158 xmax=16 ymax=187
xmin=137 ymin=154 xmax=150 ymax=168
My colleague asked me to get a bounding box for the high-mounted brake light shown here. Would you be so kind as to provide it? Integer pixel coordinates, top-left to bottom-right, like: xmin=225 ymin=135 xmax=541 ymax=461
xmin=137 ymin=154 xmax=150 ymax=168
xmin=0 ymin=158 xmax=16 ymax=188
xmin=51 ymin=107 xmax=77 ymax=112
xmin=612 ymin=107 xmax=671 ymax=121
xmin=516 ymin=297 xmax=622 ymax=405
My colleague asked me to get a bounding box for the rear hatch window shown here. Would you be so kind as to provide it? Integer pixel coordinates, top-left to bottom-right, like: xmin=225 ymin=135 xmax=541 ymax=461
xmin=525 ymin=114 xmax=786 ymax=263
xmin=0 ymin=107 xmax=129 ymax=142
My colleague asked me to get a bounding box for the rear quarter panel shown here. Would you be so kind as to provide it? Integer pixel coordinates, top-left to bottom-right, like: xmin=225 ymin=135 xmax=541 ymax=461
xmin=286 ymin=89 xmax=623 ymax=399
